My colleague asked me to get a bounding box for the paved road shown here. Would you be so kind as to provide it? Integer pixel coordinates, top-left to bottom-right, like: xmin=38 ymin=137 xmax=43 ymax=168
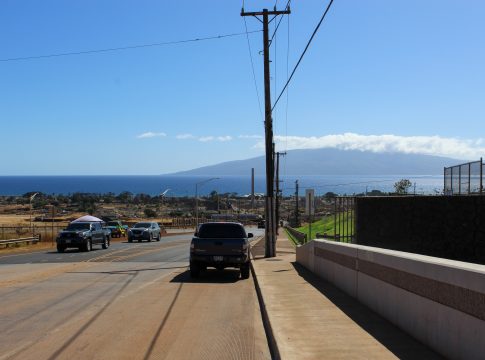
xmin=0 ymin=231 xmax=269 ymax=360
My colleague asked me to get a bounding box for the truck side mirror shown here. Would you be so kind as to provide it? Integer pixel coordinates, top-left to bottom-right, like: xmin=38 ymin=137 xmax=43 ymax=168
xmin=247 ymin=233 xmax=253 ymax=238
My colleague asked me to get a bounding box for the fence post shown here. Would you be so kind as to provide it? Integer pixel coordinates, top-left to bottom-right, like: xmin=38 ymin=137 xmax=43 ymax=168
xmin=443 ymin=167 xmax=446 ymax=195
xmin=350 ymin=198 xmax=354 ymax=243
xmin=468 ymin=163 xmax=471 ymax=194
xmin=458 ymin=165 xmax=461 ymax=195
xmin=334 ymin=199 xmax=337 ymax=238
xmin=481 ymin=158 xmax=483 ymax=195
xmin=344 ymin=198 xmax=347 ymax=242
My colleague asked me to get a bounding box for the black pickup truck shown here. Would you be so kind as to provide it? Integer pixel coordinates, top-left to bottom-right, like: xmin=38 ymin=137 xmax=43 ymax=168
xmin=56 ymin=221 xmax=111 ymax=252
xmin=190 ymin=222 xmax=253 ymax=279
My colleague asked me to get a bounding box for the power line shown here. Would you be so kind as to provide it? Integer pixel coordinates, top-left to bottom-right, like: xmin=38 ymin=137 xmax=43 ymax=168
xmin=284 ymin=9 xmax=290 ymax=166
xmin=243 ymin=17 xmax=264 ymax=122
xmin=272 ymin=0 xmax=335 ymax=111
xmin=269 ymin=0 xmax=291 ymax=45
xmin=282 ymin=178 xmax=399 ymax=192
xmin=0 ymin=30 xmax=262 ymax=63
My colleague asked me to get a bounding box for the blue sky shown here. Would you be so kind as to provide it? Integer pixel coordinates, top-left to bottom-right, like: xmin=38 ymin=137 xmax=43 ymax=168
xmin=1 ymin=0 xmax=484 ymax=175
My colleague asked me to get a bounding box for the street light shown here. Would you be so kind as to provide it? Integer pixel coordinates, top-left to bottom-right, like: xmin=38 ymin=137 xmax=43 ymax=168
xmin=195 ymin=178 xmax=219 ymax=228
xmin=160 ymin=188 xmax=170 ymax=217
xmin=29 ymin=193 xmax=39 ymax=234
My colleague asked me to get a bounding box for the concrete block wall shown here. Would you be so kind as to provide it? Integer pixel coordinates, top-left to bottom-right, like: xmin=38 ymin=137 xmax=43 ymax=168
xmin=296 ymin=240 xmax=485 ymax=360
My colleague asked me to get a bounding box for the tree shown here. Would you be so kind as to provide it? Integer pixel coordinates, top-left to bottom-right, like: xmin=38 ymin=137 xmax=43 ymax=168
xmin=117 ymin=191 xmax=133 ymax=203
xmin=324 ymin=192 xmax=337 ymax=199
xmin=144 ymin=208 xmax=157 ymax=218
xmin=394 ymin=179 xmax=412 ymax=195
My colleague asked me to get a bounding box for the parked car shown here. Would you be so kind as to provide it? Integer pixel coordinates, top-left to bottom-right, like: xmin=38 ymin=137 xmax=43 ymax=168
xmin=190 ymin=222 xmax=252 ymax=279
xmin=105 ymin=220 xmax=126 ymax=238
xmin=56 ymin=221 xmax=110 ymax=252
xmin=128 ymin=222 xmax=161 ymax=242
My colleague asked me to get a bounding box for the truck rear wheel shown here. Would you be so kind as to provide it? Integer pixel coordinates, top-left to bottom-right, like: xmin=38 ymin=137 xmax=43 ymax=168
xmin=57 ymin=245 xmax=65 ymax=253
xmin=190 ymin=262 xmax=200 ymax=278
xmin=240 ymin=263 xmax=250 ymax=279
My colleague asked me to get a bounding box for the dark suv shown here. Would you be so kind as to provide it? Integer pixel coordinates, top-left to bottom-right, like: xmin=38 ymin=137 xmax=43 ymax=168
xmin=128 ymin=222 xmax=161 ymax=242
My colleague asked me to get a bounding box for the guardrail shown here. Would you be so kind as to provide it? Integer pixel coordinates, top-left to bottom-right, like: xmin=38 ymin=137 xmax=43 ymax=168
xmin=284 ymin=226 xmax=307 ymax=244
xmin=0 ymin=236 xmax=40 ymax=249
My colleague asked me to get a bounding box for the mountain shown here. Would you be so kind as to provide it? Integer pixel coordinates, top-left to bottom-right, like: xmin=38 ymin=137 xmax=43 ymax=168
xmin=170 ymin=149 xmax=463 ymax=176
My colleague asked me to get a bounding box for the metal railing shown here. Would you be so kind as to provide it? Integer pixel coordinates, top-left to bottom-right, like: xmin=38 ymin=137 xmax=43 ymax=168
xmin=285 ymin=226 xmax=307 ymax=245
xmin=332 ymin=196 xmax=355 ymax=243
xmin=0 ymin=236 xmax=40 ymax=248
xmin=444 ymin=159 xmax=483 ymax=195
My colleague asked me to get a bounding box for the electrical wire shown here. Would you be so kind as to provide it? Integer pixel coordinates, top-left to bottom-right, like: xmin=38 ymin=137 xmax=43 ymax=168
xmin=283 ymin=11 xmax=290 ymax=177
xmin=281 ymin=178 xmax=402 ymax=192
xmin=0 ymin=30 xmax=262 ymax=62
xmin=243 ymin=17 xmax=264 ymax=122
xmin=272 ymin=0 xmax=335 ymax=111
xmin=269 ymin=0 xmax=291 ymax=45
xmin=273 ymin=10 xmax=277 ymax=127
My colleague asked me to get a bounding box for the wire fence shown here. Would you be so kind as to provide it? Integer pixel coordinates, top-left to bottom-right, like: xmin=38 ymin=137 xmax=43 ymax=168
xmin=0 ymin=225 xmax=65 ymax=242
xmin=444 ymin=159 xmax=483 ymax=195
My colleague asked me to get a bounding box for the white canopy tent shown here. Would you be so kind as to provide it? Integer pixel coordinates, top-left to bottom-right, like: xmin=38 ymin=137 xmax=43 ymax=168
xmin=72 ymin=215 xmax=103 ymax=223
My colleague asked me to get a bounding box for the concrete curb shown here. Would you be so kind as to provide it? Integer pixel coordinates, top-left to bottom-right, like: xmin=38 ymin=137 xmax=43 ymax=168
xmin=250 ymin=239 xmax=281 ymax=360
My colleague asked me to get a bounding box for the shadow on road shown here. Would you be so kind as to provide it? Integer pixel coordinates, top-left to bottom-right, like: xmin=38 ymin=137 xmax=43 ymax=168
xmin=68 ymin=266 xmax=188 ymax=275
xmin=47 ymin=272 xmax=138 ymax=360
xmin=143 ymin=282 xmax=183 ymax=360
xmin=292 ymin=262 xmax=444 ymax=360
xmin=170 ymin=269 xmax=241 ymax=284
xmin=45 ymin=249 xmax=104 ymax=254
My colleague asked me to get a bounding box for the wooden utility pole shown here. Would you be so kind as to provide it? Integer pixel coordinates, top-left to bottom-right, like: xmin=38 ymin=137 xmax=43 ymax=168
xmin=241 ymin=6 xmax=290 ymax=257
xmin=275 ymin=151 xmax=286 ymax=234
xmin=295 ymin=180 xmax=300 ymax=227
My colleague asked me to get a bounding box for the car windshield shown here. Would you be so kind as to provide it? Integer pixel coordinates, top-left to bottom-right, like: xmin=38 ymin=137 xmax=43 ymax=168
xmin=66 ymin=223 xmax=90 ymax=230
xmin=198 ymin=223 xmax=246 ymax=239
xmin=134 ymin=223 xmax=151 ymax=228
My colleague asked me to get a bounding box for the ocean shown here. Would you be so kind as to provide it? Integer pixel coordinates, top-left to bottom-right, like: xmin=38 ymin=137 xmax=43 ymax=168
xmin=0 ymin=175 xmax=443 ymax=197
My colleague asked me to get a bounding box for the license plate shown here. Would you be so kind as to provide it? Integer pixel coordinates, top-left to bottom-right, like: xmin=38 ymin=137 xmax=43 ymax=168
xmin=65 ymin=240 xmax=71 ymax=244
xmin=213 ymin=256 xmax=223 ymax=262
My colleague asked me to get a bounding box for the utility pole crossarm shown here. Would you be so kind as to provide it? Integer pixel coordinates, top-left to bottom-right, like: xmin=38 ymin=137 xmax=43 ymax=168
xmin=241 ymin=10 xmax=290 ymax=17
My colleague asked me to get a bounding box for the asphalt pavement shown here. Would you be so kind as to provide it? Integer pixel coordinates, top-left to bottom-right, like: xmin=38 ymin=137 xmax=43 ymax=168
xmin=0 ymin=230 xmax=269 ymax=360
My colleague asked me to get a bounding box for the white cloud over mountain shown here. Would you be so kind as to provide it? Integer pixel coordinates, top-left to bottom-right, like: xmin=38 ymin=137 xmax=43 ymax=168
xmin=176 ymin=133 xmax=195 ymax=140
xmin=255 ymin=133 xmax=485 ymax=160
xmin=177 ymin=135 xmax=232 ymax=142
xmin=136 ymin=132 xmax=167 ymax=139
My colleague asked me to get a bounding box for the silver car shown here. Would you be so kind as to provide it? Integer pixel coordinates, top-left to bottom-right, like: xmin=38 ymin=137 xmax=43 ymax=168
xmin=128 ymin=222 xmax=161 ymax=242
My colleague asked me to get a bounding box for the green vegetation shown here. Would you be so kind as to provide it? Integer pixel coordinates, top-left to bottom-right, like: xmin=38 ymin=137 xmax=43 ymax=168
xmin=394 ymin=179 xmax=412 ymax=194
xmin=296 ymin=212 xmax=354 ymax=242
xmin=284 ymin=229 xmax=300 ymax=247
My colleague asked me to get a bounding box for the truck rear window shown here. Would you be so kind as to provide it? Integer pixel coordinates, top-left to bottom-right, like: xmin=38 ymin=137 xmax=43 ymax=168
xmin=198 ymin=223 xmax=246 ymax=239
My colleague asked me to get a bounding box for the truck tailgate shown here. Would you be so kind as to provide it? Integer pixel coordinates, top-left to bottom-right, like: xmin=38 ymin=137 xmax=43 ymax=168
xmin=192 ymin=238 xmax=245 ymax=256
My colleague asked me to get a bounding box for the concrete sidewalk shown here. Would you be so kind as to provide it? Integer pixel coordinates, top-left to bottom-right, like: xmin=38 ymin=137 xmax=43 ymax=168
xmin=251 ymin=231 xmax=442 ymax=360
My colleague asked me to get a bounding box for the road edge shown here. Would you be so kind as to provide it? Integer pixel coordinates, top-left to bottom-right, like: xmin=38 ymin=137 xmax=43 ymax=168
xmin=250 ymin=238 xmax=281 ymax=360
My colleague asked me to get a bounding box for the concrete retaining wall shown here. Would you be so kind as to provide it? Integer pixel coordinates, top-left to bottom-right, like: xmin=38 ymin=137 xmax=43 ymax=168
xmin=296 ymin=240 xmax=485 ymax=360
